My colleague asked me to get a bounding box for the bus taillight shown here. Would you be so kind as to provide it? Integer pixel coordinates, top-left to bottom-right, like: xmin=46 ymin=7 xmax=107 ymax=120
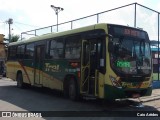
xmin=132 ymin=93 xmax=140 ymax=98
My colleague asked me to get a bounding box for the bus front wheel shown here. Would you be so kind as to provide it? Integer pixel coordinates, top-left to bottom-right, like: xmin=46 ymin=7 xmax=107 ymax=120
xmin=16 ymin=73 xmax=24 ymax=88
xmin=68 ymin=78 xmax=78 ymax=101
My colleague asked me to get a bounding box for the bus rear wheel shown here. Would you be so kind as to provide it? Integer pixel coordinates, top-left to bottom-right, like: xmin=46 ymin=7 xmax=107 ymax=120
xmin=17 ymin=73 xmax=24 ymax=88
xmin=68 ymin=78 xmax=78 ymax=101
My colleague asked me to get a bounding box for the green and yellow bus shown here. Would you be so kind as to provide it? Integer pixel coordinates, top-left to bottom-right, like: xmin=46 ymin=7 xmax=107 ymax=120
xmin=6 ymin=23 xmax=152 ymax=100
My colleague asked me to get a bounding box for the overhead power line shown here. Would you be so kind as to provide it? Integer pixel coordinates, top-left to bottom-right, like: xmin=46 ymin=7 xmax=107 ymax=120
xmin=15 ymin=21 xmax=40 ymax=28
xmin=13 ymin=24 xmax=23 ymax=32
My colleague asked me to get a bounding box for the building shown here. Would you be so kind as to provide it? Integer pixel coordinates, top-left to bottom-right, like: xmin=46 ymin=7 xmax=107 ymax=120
xmin=0 ymin=34 xmax=7 ymax=76
xmin=150 ymin=40 xmax=160 ymax=88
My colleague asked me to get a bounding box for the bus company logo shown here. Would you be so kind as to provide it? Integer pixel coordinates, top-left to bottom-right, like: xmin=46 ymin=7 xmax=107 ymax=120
xmin=45 ymin=63 xmax=60 ymax=72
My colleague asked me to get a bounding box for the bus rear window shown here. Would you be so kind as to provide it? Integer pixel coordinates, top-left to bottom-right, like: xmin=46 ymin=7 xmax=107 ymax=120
xmin=8 ymin=46 xmax=17 ymax=60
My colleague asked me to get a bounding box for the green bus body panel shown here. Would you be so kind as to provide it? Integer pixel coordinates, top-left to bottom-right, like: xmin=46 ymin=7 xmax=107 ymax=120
xmin=22 ymin=59 xmax=79 ymax=81
xmin=43 ymin=59 xmax=79 ymax=81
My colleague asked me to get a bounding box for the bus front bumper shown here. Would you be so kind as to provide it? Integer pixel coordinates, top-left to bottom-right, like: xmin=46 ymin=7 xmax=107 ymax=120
xmin=104 ymin=84 xmax=152 ymax=100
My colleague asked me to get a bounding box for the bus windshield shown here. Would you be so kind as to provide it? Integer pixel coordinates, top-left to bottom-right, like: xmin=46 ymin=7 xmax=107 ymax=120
xmin=108 ymin=24 xmax=152 ymax=76
xmin=110 ymin=37 xmax=151 ymax=75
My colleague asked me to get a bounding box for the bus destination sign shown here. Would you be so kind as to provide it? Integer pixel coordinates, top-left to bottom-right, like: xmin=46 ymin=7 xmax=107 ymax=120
xmin=113 ymin=26 xmax=146 ymax=39
xmin=124 ymin=29 xmax=140 ymax=37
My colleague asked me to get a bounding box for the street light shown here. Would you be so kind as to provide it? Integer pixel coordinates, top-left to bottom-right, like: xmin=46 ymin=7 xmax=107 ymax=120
xmin=51 ymin=5 xmax=64 ymax=32
xmin=6 ymin=18 xmax=13 ymax=42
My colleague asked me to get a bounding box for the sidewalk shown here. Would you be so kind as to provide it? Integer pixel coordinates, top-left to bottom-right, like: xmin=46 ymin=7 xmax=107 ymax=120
xmin=140 ymin=89 xmax=160 ymax=102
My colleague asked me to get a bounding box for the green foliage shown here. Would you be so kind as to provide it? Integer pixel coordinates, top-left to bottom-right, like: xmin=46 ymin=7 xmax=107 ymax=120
xmin=10 ymin=34 xmax=20 ymax=42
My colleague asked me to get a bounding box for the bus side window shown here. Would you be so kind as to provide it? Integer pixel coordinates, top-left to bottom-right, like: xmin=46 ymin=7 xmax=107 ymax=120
xmin=65 ymin=36 xmax=81 ymax=59
xmin=45 ymin=40 xmax=51 ymax=59
xmin=98 ymin=38 xmax=106 ymax=74
xmin=25 ymin=43 xmax=34 ymax=59
xmin=17 ymin=45 xmax=25 ymax=59
xmin=50 ymin=39 xmax=64 ymax=59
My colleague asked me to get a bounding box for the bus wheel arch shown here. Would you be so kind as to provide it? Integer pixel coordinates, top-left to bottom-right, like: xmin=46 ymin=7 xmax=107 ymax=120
xmin=63 ymin=75 xmax=79 ymax=100
xmin=16 ymin=71 xmax=24 ymax=88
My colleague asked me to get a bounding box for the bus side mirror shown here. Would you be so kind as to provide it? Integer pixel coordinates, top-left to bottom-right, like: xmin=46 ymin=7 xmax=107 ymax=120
xmin=108 ymin=41 xmax=114 ymax=53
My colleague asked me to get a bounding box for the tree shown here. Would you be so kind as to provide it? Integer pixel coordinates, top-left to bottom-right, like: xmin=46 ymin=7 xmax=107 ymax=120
xmin=10 ymin=34 xmax=20 ymax=42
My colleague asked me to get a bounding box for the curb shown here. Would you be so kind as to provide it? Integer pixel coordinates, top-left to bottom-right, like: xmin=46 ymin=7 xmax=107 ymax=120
xmin=140 ymin=89 xmax=160 ymax=102
xmin=141 ymin=96 xmax=160 ymax=102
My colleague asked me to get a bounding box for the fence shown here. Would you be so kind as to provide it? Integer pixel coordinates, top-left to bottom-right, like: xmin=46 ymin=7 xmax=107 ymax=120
xmin=21 ymin=2 xmax=160 ymax=80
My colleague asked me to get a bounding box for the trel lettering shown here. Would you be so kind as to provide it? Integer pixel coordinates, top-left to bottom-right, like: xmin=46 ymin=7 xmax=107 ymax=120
xmin=45 ymin=63 xmax=60 ymax=72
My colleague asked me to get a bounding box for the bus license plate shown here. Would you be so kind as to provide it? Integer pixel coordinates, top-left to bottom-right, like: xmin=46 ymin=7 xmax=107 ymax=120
xmin=132 ymin=94 xmax=140 ymax=98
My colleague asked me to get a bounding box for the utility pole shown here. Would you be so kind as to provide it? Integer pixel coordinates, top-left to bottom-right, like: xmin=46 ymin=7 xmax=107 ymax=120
xmin=6 ymin=18 xmax=13 ymax=42
xmin=51 ymin=5 xmax=64 ymax=32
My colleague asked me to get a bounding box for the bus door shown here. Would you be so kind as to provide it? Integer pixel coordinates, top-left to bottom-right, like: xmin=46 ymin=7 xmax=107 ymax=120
xmin=34 ymin=45 xmax=45 ymax=85
xmin=81 ymin=40 xmax=90 ymax=93
xmin=81 ymin=38 xmax=105 ymax=96
xmin=89 ymin=39 xmax=103 ymax=96
xmin=89 ymin=37 xmax=106 ymax=96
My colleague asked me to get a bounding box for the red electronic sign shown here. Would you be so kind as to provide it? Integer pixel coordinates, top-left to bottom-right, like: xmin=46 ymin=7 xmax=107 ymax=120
xmin=112 ymin=25 xmax=147 ymax=39
xmin=124 ymin=29 xmax=140 ymax=37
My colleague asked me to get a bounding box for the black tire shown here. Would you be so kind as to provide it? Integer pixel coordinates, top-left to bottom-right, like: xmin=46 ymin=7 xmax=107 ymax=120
xmin=16 ymin=73 xmax=24 ymax=88
xmin=63 ymin=80 xmax=69 ymax=98
xmin=68 ymin=78 xmax=78 ymax=101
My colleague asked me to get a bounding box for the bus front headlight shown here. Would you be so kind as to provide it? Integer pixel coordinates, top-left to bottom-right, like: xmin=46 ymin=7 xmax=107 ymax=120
xmin=109 ymin=75 xmax=122 ymax=89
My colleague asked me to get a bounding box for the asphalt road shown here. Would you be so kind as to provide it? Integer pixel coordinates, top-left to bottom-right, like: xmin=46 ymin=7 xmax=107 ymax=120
xmin=0 ymin=77 xmax=159 ymax=120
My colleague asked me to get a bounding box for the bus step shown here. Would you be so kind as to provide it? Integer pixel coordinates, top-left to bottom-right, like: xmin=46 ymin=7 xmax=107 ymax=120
xmin=83 ymin=94 xmax=97 ymax=100
xmin=34 ymin=84 xmax=42 ymax=87
xmin=89 ymin=77 xmax=95 ymax=94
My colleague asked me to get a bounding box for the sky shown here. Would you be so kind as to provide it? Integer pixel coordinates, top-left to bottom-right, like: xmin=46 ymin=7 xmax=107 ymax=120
xmin=0 ymin=0 xmax=160 ymax=40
